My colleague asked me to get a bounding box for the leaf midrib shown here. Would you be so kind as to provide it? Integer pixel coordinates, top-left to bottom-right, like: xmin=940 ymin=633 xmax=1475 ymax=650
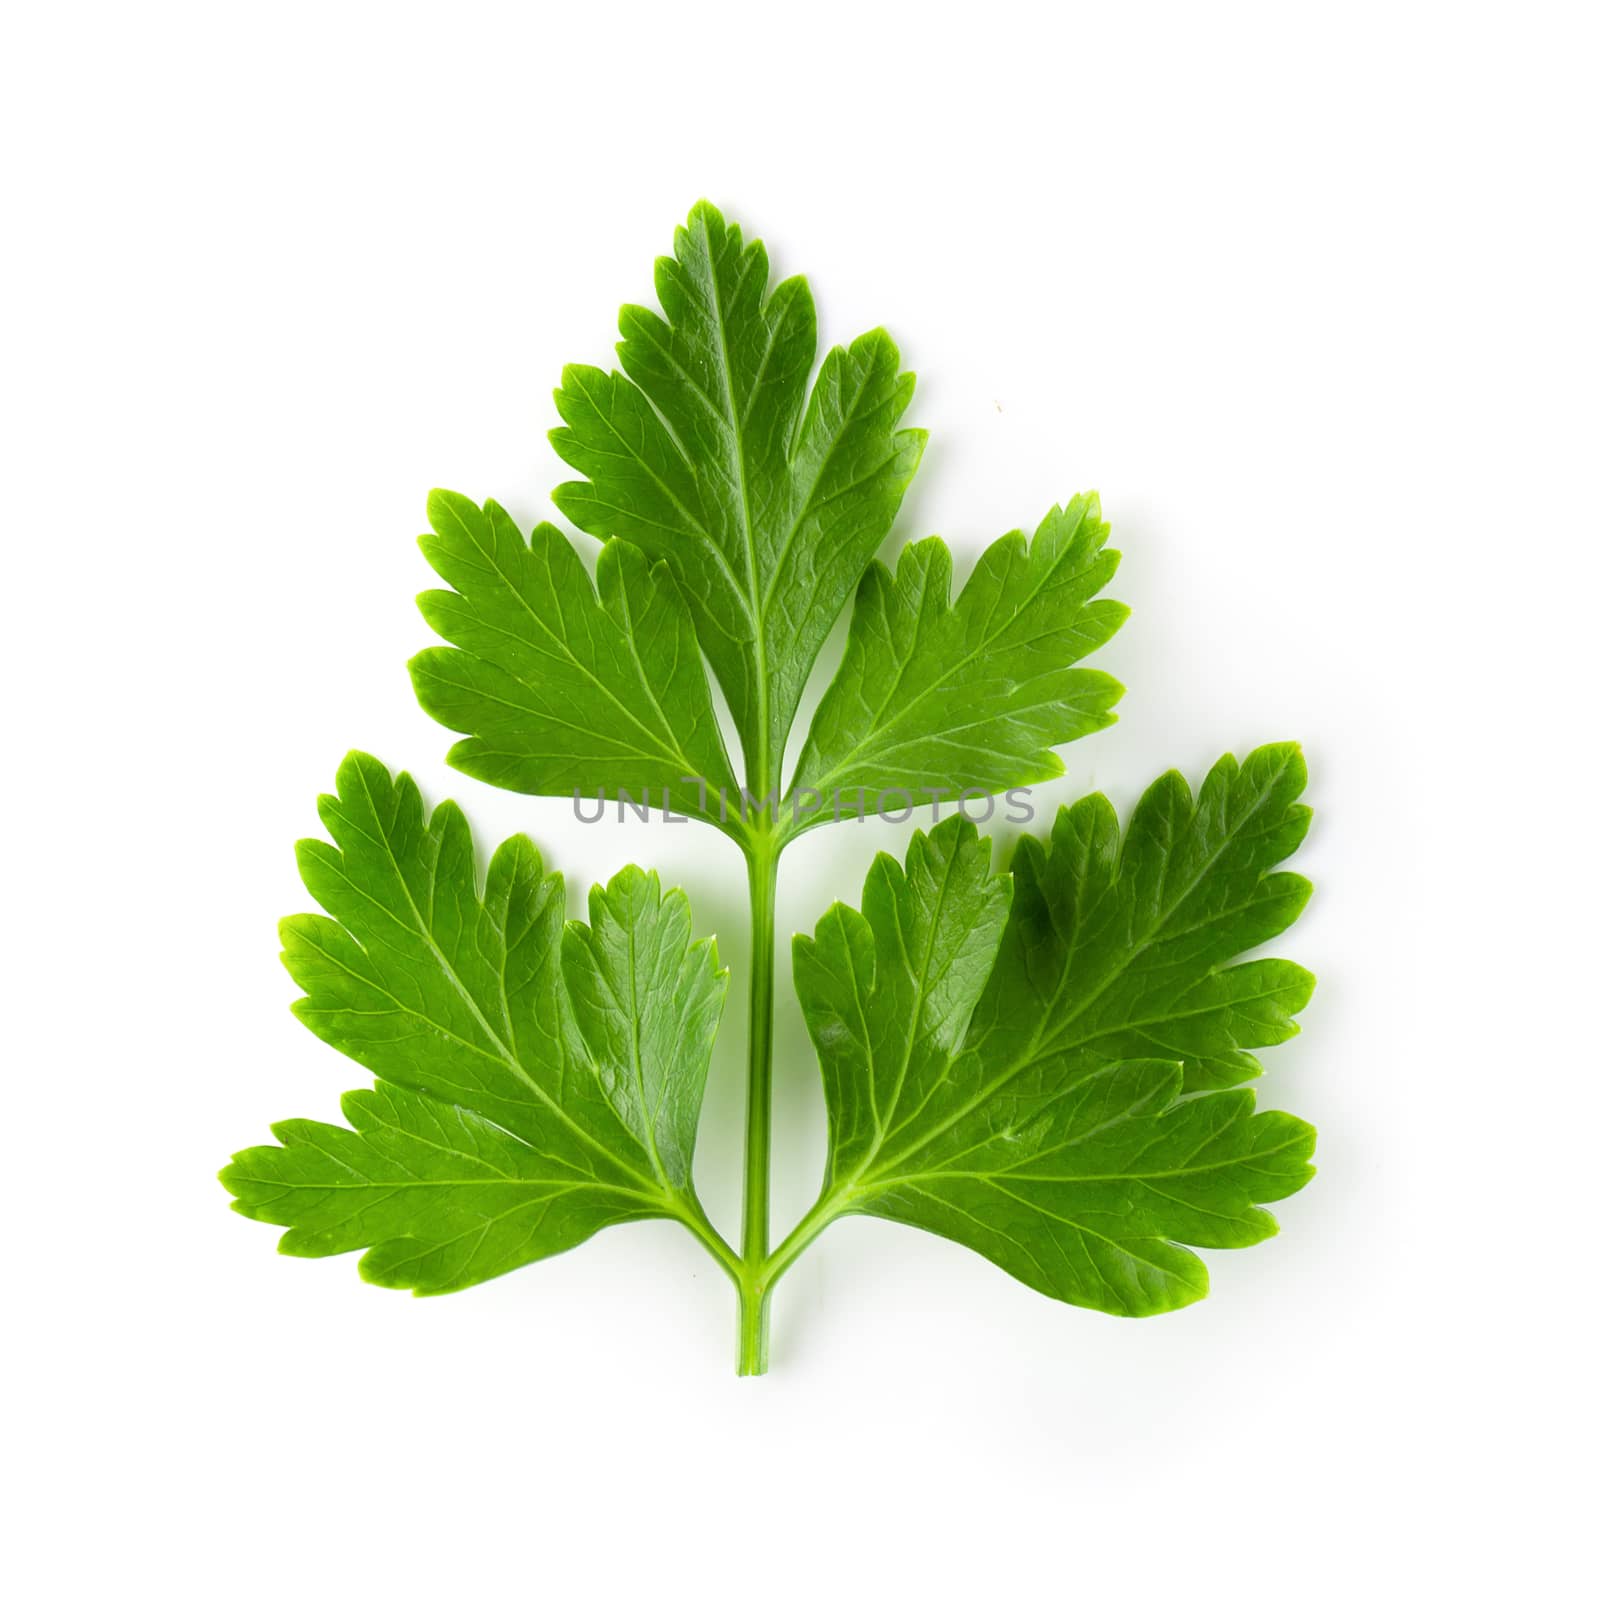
xmin=701 ymin=212 xmax=771 ymax=788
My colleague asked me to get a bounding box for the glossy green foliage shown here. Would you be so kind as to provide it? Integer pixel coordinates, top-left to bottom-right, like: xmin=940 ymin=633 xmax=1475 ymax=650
xmin=788 ymin=496 xmax=1128 ymax=833
xmin=409 ymin=490 xmax=739 ymax=833
xmin=416 ymin=205 xmax=1127 ymax=839
xmin=224 ymin=204 xmax=1316 ymax=1369
xmin=549 ymin=201 xmax=925 ymax=781
xmin=221 ymin=753 xmax=732 ymax=1292
xmin=792 ymin=747 xmax=1316 ymax=1314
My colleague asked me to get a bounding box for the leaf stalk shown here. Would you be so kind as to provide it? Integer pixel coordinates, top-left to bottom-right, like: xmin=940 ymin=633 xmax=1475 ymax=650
xmin=736 ymin=834 xmax=779 ymax=1372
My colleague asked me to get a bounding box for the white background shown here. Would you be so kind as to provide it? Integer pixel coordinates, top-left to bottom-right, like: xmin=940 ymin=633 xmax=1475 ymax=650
xmin=5 ymin=3 xmax=1596 ymax=1595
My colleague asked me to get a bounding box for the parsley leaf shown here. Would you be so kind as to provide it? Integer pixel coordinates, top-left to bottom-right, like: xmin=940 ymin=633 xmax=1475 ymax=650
xmin=220 ymin=752 xmax=737 ymax=1292
xmin=548 ymin=200 xmax=925 ymax=789
xmin=785 ymin=745 xmax=1316 ymax=1315
xmin=225 ymin=205 xmax=1318 ymax=1369
xmin=784 ymin=495 xmax=1128 ymax=835
xmin=408 ymin=490 xmax=740 ymax=835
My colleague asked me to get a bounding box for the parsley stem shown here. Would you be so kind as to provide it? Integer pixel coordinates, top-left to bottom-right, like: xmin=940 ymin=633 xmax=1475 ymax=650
xmin=736 ymin=1280 xmax=768 ymax=1377
xmin=737 ymin=836 xmax=778 ymax=1375
xmin=672 ymin=1195 xmax=743 ymax=1286
xmin=762 ymin=1188 xmax=849 ymax=1290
